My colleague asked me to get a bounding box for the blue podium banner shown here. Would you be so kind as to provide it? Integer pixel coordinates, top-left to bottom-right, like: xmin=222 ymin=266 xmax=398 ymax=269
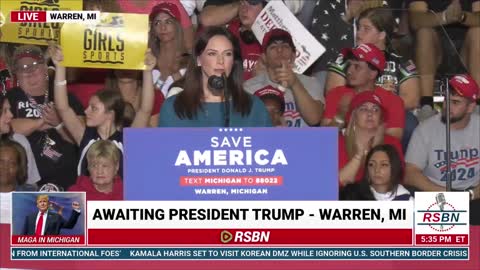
xmin=124 ymin=128 xmax=338 ymax=200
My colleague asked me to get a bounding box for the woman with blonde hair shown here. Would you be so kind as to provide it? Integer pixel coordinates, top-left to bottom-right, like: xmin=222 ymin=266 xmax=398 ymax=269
xmin=69 ymin=140 xmax=123 ymax=200
xmin=339 ymin=91 xmax=404 ymax=186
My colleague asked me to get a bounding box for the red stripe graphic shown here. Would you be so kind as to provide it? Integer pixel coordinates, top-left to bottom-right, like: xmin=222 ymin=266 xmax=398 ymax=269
xmin=10 ymin=11 xmax=47 ymax=23
xmin=88 ymin=228 xmax=412 ymax=245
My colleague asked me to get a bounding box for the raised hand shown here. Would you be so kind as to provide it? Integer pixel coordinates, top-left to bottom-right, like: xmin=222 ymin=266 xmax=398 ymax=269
xmin=47 ymin=42 xmax=64 ymax=67
xmin=144 ymin=48 xmax=157 ymax=71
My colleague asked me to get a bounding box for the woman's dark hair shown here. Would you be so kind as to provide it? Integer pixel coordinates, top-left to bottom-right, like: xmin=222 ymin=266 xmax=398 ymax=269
xmin=174 ymin=26 xmax=252 ymax=119
xmin=365 ymin=144 xmax=404 ymax=187
xmin=341 ymin=144 xmax=404 ymax=200
xmin=0 ymin=95 xmax=13 ymax=139
xmin=358 ymin=7 xmax=395 ymax=50
xmin=94 ymin=89 xmax=133 ymax=128
xmin=0 ymin=138 xmax=28 ymax=185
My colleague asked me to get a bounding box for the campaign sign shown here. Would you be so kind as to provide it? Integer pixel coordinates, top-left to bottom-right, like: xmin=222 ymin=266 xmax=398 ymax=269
xmin=0 ymin=0 xmax=83 ymax=45
xmin=124 ymin=128 xmax=338 ymax=200
xmin=251 ymin=1 xmax=325 ymax=74
xmin=61 ymin=12 xmax=148 ymax=70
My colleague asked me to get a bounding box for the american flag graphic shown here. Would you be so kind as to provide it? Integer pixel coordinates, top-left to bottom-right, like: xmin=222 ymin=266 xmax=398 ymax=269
xmin=42 ymin=146 xmax=62 ymax=161
xmin=435 ymin=157 xmax=480 ymax=172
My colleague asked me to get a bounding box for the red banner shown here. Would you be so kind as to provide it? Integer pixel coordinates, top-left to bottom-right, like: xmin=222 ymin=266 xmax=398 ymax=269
xmin=415 ymin=234 xmax=468 ymax=245
xmin=88 ymin=229 xmax=412 ymax=245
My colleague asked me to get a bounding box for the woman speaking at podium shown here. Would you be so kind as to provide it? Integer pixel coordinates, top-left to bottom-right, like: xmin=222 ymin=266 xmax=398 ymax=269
xmin=158 ymin=26 xmax=272 ymax=127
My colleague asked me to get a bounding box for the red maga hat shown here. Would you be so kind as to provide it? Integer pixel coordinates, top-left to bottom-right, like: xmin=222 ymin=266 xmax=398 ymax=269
xmin=345 ymin=91 xmax=387 ymax=123
xmin=261 ymin=28 xmax=295 ymax=52
xmin=341 ymin=43 xmax=386 ymax=72
xmin=149 ymin=2 xmax=181 ymax=22
xmin=449 ymin=74 xmax=479 ymax=101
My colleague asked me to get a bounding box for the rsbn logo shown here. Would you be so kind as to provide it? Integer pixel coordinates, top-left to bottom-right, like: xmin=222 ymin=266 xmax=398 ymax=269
xmin=220 ymin=230 xmax=270 ymax=243
xmin=417 ymin=193 xmax=467 ymax=232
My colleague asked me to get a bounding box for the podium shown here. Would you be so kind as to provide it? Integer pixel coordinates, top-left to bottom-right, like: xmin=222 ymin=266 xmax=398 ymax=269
xmin=124 ymin=128 xmax=338 ymax=200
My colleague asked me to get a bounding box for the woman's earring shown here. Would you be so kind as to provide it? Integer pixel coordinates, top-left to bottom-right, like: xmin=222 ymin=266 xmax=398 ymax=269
xmin=45 ymin=73 xmax=49 ymax=81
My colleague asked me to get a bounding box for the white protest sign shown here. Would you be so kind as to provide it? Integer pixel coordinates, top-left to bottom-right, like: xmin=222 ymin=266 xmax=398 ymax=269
xmin=251 ymin=1 xmax=325 ymax=74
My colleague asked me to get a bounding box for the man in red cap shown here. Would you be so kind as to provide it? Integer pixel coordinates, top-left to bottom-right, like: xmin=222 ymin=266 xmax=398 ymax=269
xmin=244 ymin=28 xmax=324 ymax=127
xmin=321 ymin=43 xmax=405 ymax=140
xmin=405 ymin=74 xmax=480 ymax=203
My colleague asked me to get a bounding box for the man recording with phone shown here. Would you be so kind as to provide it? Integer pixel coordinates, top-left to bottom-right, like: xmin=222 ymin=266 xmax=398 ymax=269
xmin=244 ymin=28 xmax=324 ymax=127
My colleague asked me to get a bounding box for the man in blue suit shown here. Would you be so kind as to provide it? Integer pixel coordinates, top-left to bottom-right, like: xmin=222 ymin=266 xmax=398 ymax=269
xmin=22 ymin=194 xmax=81 ymax=235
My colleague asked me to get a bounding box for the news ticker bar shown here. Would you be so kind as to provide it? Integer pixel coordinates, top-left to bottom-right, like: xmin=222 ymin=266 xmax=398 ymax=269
xmin=11 ymin=247 xmax=469 ymax=260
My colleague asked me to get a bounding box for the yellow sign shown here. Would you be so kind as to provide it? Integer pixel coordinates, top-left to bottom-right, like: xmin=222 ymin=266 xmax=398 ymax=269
xmin=61 ymin=12 xmax=148 ymax=70
xmin=0 ymin=0 xmax=82 ymax=45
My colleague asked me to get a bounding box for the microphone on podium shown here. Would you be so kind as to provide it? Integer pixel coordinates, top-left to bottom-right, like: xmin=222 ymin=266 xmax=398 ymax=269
xmin=207 ymin=73 xmax=226 ymax=95
xmin=207 ymin=73 xmax=230 ymax=127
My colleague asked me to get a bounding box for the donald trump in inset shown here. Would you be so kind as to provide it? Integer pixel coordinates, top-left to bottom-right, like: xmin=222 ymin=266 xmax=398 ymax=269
xmin=22 ymin=194 xmax=81 ymax=235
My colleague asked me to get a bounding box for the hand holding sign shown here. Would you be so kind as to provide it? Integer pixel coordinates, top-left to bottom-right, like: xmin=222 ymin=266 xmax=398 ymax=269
xmin=48 ymin=42 xmax=64 ymax=67
xmin=251 ymin=1 xmax=325 ymax=73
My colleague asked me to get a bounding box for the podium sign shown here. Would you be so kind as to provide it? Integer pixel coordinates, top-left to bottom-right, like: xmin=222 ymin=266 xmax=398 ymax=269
xmin=124 ymin=128 xmax=338 ymax=200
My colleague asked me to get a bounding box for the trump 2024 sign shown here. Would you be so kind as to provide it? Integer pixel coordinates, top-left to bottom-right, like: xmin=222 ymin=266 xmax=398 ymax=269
xmin=124 ymin=128 xmax=338 ymax=200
